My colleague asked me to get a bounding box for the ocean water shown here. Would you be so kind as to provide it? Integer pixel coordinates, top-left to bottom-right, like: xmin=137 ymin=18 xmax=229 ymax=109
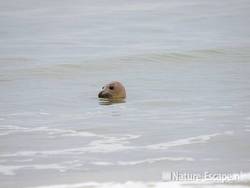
xmin=1 ymin=0 xmax=250 ymax=187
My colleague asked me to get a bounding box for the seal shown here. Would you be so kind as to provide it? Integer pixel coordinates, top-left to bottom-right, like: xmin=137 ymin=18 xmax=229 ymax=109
xmin=98 ymin=81 xmax=126 ymax=99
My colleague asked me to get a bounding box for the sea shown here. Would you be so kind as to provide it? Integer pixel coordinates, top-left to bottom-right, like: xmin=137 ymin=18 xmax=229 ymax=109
xmin=0 ymin=0 xmax=250 ymax=187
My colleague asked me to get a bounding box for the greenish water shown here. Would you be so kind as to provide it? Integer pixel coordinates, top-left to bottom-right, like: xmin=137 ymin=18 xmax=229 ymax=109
xmin=0 ymin=0 xmax=250 ymax=188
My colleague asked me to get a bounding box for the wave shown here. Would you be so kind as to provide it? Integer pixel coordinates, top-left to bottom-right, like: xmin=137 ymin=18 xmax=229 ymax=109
xmin=0 ymin=133 xmax=139 ymax=157
xmin=145 ymin=131 xmax=234 ymax=150
xmin=92 ymin=157 xmax=194 ymax=166
xmin=5 ymin=46 xmax=249 ymax=79
xmin=28 ymin=173 xmax=250 ymax=188
xmin=0 ymin=125 xmax=100 ymax=137
xmin=0 ymin=160 xmax=82 ymax=176
xmin=0 ymin=131 xmax=233 ymax=157
xmin=0 ymin=157 xmax=193 ymax=176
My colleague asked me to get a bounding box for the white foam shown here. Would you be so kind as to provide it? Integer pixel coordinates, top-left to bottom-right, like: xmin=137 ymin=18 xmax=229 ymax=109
xmin=45 ymin=128 xmax=98 ymax=137
xmin=28 ymin=177 xmax=250 ymax=188
xmin=87 ymin=134 xmax=139 ymax=153
xmin=14 ymin=158 xmax=33 ymax=162
xmin=92 ymin=157 xmax=194 ymax=166
xmin=0 ymin=161 xmax=82 ymax=176
xmin=0 ymin=125 xmax=100 ymax=138
xmin=91 ymin=161 xmax=114 ymax=166
xmin=0 ymin=165 xmax=23 ymax=175
xmin=0 ymin=125 xmax=27 ymax=136
xmin=0 ymin=134 xmax=139 ymax=157
xmin=7 ymin=112 xmax=38 ymax=116
xmin=0 ymin=131 xmax=233 ymax=158
xmin=117 ymin=157 xmax=194 ymax=166
xmin=239 ymin=172 xmax=250 ymax=183
xmin=32 ymin=164 xmax=68 ymax=172
xmin=39 ymin=112 xmax=50 ymax=115
xmin=145 ymin=131 xmax=233 ymax=150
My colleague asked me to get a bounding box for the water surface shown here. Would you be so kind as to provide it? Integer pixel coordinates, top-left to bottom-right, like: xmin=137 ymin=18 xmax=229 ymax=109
xmin=1 ymin=0 xmax=250 ymax=187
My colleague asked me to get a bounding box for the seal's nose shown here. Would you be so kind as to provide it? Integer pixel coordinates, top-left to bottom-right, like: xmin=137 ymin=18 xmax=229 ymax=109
xmin=98 ymin=91 xmax=112 ymax=98
xmin=98 ymin=91 xmax=104 ymax=98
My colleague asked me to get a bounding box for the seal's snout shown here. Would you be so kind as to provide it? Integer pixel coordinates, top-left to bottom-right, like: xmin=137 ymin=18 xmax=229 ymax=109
xmin=98 ymin=91 xmax=103 ymax=98
xmin=98 ymin=91 xmax=112 ymax=98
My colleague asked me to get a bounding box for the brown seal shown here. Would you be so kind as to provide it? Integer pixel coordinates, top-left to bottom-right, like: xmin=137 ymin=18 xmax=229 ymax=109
xmin=98 ymin=81 xmax=126 ymax=99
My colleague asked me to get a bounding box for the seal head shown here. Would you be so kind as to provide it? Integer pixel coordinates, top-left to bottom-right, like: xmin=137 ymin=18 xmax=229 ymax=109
xmin=98 ymin=81 xmax=126 ymax=99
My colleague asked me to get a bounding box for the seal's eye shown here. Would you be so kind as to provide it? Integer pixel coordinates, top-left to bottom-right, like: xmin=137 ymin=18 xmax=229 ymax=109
xmin=109 ymin=86 xmax=114 ymax=90
xmin=102 ymin=86 xmax=104 ymax=89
